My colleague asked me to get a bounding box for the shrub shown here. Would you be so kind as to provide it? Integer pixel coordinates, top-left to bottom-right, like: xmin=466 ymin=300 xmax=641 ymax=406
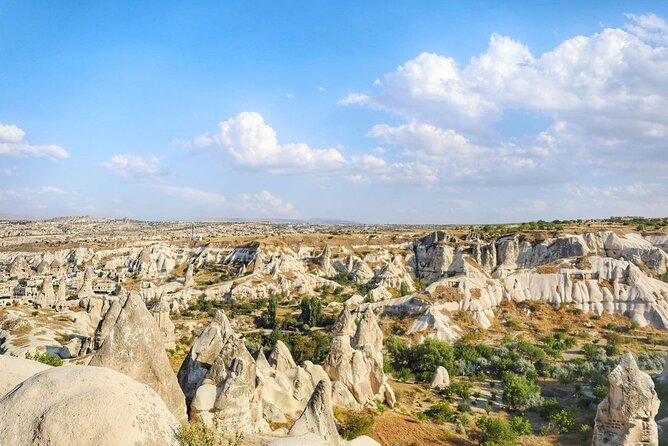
xmin=24 ymin=351 xmax=62 ymax=367
xmin=177 ymin=419 xmax=216 ymax=446
xmin=449 ymin=381 xmax=472 ymax=400
xmin=501 ymin=372 xmax=543 ymax=412
xmin=592 ymin=384 xmax=608 ymax=399
xmin=423 ymin=401 xmax=457 ymax=423
xmin=339 ymin=411 xmax=375 ymax=440
xmin=551 ymin=409 xmax=575 ymax=434
xmin=476 ymin=416 xmax=518 ymax=445
xmin=510 ymin=415 xmax=532 ymax=435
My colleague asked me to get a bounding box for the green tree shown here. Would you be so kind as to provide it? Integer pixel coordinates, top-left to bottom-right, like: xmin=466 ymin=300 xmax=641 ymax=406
xmin=400 ymin=281 xmax=410 ymax=296
xmin=299 ymin=297 xmax=323 ymax=327
xmin=260 ymin=295 xmax=278 ymax=328
xmin=502 ymin=372 xmax=543 ymax=412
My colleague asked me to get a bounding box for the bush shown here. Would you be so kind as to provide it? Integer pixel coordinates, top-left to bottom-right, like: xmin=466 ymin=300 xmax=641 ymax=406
xmin=338 ymin=411 xmax=375 ymax=440
xmin=177 ymin=419 xmax=216 ymax=446
xmin=423 ymin=401 xmax=457 ymax=423
xmin=551 ymin=409 xmax=575 ymax=434
xmin=538 ymin=398 xmax=561 ymax=420
xmin=510 ymin=415 xmax=532 ymax=435
xmin=24 ymin=351 xmax=62 ymax=367
xmin=501 ymin=372 xmax=543 ymax=412
xmin=476 ymin=416 xmax=518 ymax=445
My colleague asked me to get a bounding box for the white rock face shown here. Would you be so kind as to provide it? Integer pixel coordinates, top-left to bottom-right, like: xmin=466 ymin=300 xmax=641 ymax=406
xmin=430 ymin=366 xmax=450 ymax=389
xmin=77 ymin=266 xmax=95 ymax=298
xmin=87 ymin=292 xmax=187 ymax=422
xmin=185 ymin=262 xmax=195 ymax=288
xmin=180 ymin=310 xmax=267 ymax=435
xmin=178 ymin=309 xmax=233 ymax=402
xmin=287 ymin=380 xmax=344 ymax=446
xmin=593 ymin=353 xmax=660 ymax=446
xmin=268 ymin=340 xmax=297 ymax=373
xmin=0 ymin=365 xmax=180 ymax=446
xmin=324 ymin=308 xmax=395 ymax=409
xmin=0 ymin=355 xmax=51 ymax=397
xmin=151 ymin=293 xmax=176 ymax=349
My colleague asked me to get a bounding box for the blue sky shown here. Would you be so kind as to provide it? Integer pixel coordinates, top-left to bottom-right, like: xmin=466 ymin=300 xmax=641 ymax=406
xmin=1 ymin=1 xmax=667 ymax=223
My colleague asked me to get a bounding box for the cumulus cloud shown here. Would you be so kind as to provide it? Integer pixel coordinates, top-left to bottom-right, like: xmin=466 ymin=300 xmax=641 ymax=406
xmin=182 ymin=112 xmax=346 ymax=172
xmin=343 ymin=14 xmax=668 ymax=180
xmin=103 ymin=154 xmax=165 ymax=178
xmin=239 ymin=190 xmax=296 ymax=217
xmin=0 ymin=123 xmax=69 ymax=160
xmin=157 ymin=185 xmax=227 ymax=205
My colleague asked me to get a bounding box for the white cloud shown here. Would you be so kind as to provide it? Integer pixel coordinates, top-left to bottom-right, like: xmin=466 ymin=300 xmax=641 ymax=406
xmin=40 ymin=186 xmax=65 ymax=194
xmin=285 ymin=92 xmax=295 ymax=99
xmin=157 ymin=185 xmax=227 ymax=205
xmin=184 ymin=112 xmax=346 ymax=172
xmin=239 ymin=190 xmax=296 ymax=217
xmin=316 ymin=86 xmax=326 ymax=92
xmin=343 ymin=15 xmax=668 ymax=177
xmin=0 ymin=123 xmax=69 ymax=160
xmin=103 ymin=154 xmax=164 ymax=178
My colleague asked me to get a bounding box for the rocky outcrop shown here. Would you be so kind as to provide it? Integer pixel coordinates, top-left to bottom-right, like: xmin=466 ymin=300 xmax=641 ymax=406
xmin=592 ymin=353 xmax=659 ymax=446
xmin=324 ymin=308 xmax=395 ymax=408
xmin=87 ymin=292 xmax=187 ymax=422
xmin=188 ymin=334 xmax=266 ymax=434
xmin=177 ymin=309 xmax=233 ymax=402
xmin=54 ymin=276 xmax=67 ymax=311
xmin=0 ymin=365 xmax=180 ymax=446
xmin=35 ymin=277 xmax=55 ymax=308
xmin=287 ymin=380 xmax=344 ymax=446
xmin=268 ymin=340 xmax=297 ymax=373
xmin=9 ymin=256 xmax=30 ymax=279
xmin=430 ymin=366 xmax=450 ymax=389
xmin=376 ymin=256 xmax=414 ymax=291
xmin=0 ymin=355 xmax=51 ymax=397
xmin=151 ymin=293 xmax=176 ymax=349
xmin=185 ymin=262 xmax=195 ymax=288
xmin=77 ymin=266 xmax=95 ymax=298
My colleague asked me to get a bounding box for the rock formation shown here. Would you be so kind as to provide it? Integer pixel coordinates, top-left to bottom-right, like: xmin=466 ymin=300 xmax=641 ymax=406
xmin=177 ymin=309 xmax=233 ymax=402
xmin=430 ymin=366 xmax=450 ymax=389
xmin=0 ymin=355 xmax=51 ymax=397
xmin=185 ymin=262 xmax=195 ymax=288
xmin=77 ymin=266 xmax=95 ymax=298
xmin=151 ymin=293 xmax=176 ymax=349
xmin=54 ymin=276 xmax=67 ymax=311
xmin=287 ymin=380 xmax=344 ymax=446
xmin=0 ymin=365 xmax=180 ymax=446
xmin=324 ymin=308 xmax=395 ymax=408
xmin=592 ymin=353 xmax=660 ymax=446
xmin=268 ymin=340 xmax=297 ymax=373
xmin=87 ymin=292 xmax=187 ymax=422
xmin=35 ymin=277 xmax=55 ymax=308
xmin=188 ymin=333 xmax=266 ymax=434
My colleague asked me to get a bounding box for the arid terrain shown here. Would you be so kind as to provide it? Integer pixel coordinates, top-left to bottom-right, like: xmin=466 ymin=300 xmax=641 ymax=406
xmin=1 ymin=216 xmax=668 ymax=446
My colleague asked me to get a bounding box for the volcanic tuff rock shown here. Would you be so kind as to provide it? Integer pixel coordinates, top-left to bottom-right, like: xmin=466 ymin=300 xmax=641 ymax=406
xmin=177 ymin=309 xmax=234 ymax=402
xmin=151 ymin=293 xmax=176 ymax=349
xmin=188 ymin=332 xmax=267 ymax=434
xmin=287 ymin=380 xmax=344 ymax=446
xmin=592 ymin=353 xmax=660 ymax=446
xmin=0 ymin=355 xmax=51 ymax=397
xmin=430 ymin=366 xmax=450 ymax=389
xmin=324 ymin=308 xmax=395 ymax=408
xmin=0 ymin=366 xmax=180 ymax=446
xmin=87 ymin=292 xmax=187 ymax=422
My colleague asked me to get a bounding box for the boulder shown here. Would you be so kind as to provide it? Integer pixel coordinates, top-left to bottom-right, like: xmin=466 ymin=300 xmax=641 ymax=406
xmin=177 ymin=309 xmax=233 ymax=402
xmin=0 ymin=365 xmax=180 ymax=446
xmin=430 ymin=366 xmax=450 ymax=389
xmin=0 ymin=355 xmax=51 ymax=397
xmin=287 ymin=380 xmax=344 ymax=446
xmin=88 ymin=292 xmax=187 ymax=422
xmin=592 ymin=353 xmax=660 ymax=446
xmin=268 ymin=340 xmax=297 ymax=372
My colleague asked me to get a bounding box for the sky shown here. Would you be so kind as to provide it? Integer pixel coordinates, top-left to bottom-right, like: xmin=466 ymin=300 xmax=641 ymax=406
xmin=1 ymin=1 xmax=667 ymax=224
